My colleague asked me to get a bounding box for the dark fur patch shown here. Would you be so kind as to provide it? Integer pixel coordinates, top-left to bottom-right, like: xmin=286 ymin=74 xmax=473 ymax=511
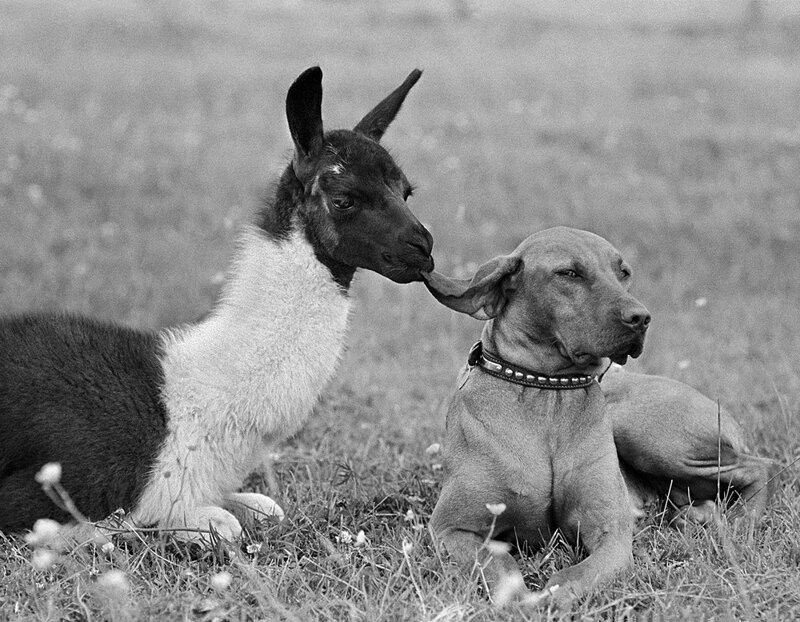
xmin=0 ymin=314 xmax=169 ymax=529
xmin=255 ymin=161 xmax=356 ymax=290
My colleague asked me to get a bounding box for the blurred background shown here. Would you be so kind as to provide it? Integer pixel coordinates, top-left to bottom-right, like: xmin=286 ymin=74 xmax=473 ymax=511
xmin=1 ymin=0 xmax=799 ymax=460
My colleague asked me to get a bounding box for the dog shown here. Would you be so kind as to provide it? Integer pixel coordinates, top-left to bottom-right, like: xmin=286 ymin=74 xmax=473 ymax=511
xmin=422 ymin=226 xmax=774 ymax=605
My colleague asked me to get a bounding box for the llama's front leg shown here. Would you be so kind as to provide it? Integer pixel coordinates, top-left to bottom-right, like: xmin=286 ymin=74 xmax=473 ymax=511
xmin=223 ymin=492 xmax=284 ymax=527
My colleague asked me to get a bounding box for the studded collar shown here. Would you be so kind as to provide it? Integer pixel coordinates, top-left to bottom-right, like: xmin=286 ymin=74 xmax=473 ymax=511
xmin=467 ymin=341 xmax=597 ymax=390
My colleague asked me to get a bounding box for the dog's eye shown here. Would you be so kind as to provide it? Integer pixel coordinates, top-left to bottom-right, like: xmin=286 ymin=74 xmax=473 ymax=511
xmin=558 ymin=269 xmax=581 ymax=279
xmin=620 ymin=264 xmax=632 ymax=279
xmin=330 ymin=196 xmax=355 ymax=211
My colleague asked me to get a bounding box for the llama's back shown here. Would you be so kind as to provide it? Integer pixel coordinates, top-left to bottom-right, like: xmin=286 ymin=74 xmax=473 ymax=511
xmin=0 ymin=314 xmax=169 ymax=529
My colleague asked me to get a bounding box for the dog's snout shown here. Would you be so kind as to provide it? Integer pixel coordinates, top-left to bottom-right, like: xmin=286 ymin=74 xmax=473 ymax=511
xmin=621 ymin=306 xmax=651 ymax=331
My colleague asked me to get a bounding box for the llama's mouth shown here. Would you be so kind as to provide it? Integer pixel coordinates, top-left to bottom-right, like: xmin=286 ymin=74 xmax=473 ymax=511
xmin=380 ymin=252 xmax=433 ymax=283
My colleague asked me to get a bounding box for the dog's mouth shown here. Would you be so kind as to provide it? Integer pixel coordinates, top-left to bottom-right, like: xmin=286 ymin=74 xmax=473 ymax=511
xmin=557 ymin=338 xmax=645 ymax=369
xmin=608 ymin=339 xmax=645 ymax=365
xmin=556 ymin=342 xmax=604 ymax=369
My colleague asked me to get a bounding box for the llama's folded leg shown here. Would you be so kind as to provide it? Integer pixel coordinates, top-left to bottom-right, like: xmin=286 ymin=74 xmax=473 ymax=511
xmin=224 ymin=492 xmax=284 ymax=527
xmin=165 ymin=505 xmax=243 ymax=544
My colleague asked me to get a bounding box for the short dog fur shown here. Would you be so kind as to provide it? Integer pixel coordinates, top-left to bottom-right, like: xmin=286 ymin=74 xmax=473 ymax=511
xmin=423 ymin=226 xmax=774 ymax=605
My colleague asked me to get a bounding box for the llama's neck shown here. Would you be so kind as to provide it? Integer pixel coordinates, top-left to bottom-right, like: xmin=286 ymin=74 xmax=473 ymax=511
xmin=159 ymin=226 xmax=352 ymax=442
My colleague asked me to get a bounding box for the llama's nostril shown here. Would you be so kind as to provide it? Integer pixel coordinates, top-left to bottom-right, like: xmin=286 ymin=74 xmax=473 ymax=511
xmin=407 ymin=238 xmax=432 ymax=258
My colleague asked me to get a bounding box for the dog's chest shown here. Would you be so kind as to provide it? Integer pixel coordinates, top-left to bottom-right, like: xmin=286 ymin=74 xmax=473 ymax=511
xmin=453 ymin=373 xmax=608 ymax=500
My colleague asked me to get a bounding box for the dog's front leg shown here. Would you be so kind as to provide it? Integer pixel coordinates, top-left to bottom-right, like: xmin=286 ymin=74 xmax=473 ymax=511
xmin=548 ymin=433 xmax=634 ymax=604
xmin=436 ymin=526 xmax=529 ymax=605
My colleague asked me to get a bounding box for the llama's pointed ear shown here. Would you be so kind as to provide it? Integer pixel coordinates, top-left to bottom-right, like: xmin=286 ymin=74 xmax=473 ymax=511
xmin=353 ymin=69 xmax=422 ymax=142
xmin=422 ymin=255 xmax=522 ymax=320
xmin=286 ymin=66 xmax=324 ymax=167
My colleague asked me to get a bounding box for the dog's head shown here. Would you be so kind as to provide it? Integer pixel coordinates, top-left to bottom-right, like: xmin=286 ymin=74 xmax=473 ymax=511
xmin=423 ymin=227 xmax=650 ymax=371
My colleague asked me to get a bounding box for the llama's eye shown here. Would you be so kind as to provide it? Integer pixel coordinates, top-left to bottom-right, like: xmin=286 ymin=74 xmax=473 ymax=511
xmin=331 ymin=196 xmax=355 ymax=211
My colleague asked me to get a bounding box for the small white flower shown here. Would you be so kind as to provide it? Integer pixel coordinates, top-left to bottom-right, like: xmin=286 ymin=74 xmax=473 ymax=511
xmin=401 ymin=539 xmax=413 ymax=555
xmin=210 ymin=271 xmax=226 ymax=285
xmin=335 ymin=529 xmax=353 ymax=545
xmin=210 ymin=571 xmax=232 ymax=592
xmin=0 ymin=84 xmax=20 ymax=101
xmin=101 ymin=542 xmax=115 ymax=554
xmin=484 ymin=540 xmax=512 ymax=556
xmin=34 ymin=463 xmax=61 ymax=486
xmin=97 ymin=569 xmax=129 ymax=594
xmin=404 ymin=509 xmax=415 ymax=522
xmin=31 ymin=548 xmax=58 ymax=570
xmin=493 ymin=573 xmax=525 ymax=607
xmin=425 ymin=443 xmax=441 ymax=456
xmin=507 ymin=99 xmax=524 ymax=114
xmin=246 ymin=542 xmax=262 ymax=555
xmin=485 ymin=503 xmax=507 ymax=516
xmin=355 ymin=530 xmax=367 ymax=547
xmin=521 ymin=584 xmax=560 ymax=607
xmin=26 ymin=184 xmax=45 ymax=207
xmin=24 ymin=518 xmax=61 ymax=547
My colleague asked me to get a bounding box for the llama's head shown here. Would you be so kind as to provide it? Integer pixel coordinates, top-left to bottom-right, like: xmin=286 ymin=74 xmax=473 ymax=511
xmin=282 ymin=66 xmax=434 ymax=286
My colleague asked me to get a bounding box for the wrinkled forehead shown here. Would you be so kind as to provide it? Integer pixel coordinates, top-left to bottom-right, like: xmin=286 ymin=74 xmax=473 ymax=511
xmin=514 ymin=227 xmax=623 ymax=269
xmin=321 ymin=130 xmax=408 ymax=185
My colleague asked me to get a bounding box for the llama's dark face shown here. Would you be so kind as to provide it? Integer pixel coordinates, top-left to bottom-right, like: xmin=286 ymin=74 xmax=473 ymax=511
xmin=286 ymin=67 xmax=434 ymax=284
xmin=299 ymin=131 xmax=433 ymax=283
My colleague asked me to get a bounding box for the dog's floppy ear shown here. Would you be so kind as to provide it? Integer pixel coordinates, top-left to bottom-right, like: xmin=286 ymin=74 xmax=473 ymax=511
xmin=422 ymin=255 xmax=522 ymax=320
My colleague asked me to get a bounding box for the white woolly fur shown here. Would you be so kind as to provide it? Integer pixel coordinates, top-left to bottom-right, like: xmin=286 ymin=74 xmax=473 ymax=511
xmin=131 ymin=226 xmax=351 ymax=529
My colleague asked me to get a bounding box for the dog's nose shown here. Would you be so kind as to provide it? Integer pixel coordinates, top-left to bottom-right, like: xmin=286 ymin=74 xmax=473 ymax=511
xmin=621 ymin=306 xmax=651 ymax=331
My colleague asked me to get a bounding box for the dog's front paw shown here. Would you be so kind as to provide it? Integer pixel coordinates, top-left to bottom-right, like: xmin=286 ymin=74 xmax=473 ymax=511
xmin=491 ymin=572 xmax=531 ymax=607
xmin=521 ymin=583 xmax=570 ymax=609
xmin=224 ymin=492 xmax=285 ymax=526
xmin=170 ymin=506 xmax=243 ymax=544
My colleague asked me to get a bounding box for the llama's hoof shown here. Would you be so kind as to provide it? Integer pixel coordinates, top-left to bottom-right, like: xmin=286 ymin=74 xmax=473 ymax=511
xmin=224 ymin=492 xmax=285 ymax=526
xmin=172 ymin=506 xmax=243 ymax=544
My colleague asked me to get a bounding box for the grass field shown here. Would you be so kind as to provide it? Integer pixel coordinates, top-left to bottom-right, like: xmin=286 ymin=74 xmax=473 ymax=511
xmin=2 ymin=0 xmax=800 ymax=619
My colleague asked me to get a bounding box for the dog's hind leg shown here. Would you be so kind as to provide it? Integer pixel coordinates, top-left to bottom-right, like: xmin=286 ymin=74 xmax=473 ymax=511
xmin=603 ymin=369 xmax=776 ymax=520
